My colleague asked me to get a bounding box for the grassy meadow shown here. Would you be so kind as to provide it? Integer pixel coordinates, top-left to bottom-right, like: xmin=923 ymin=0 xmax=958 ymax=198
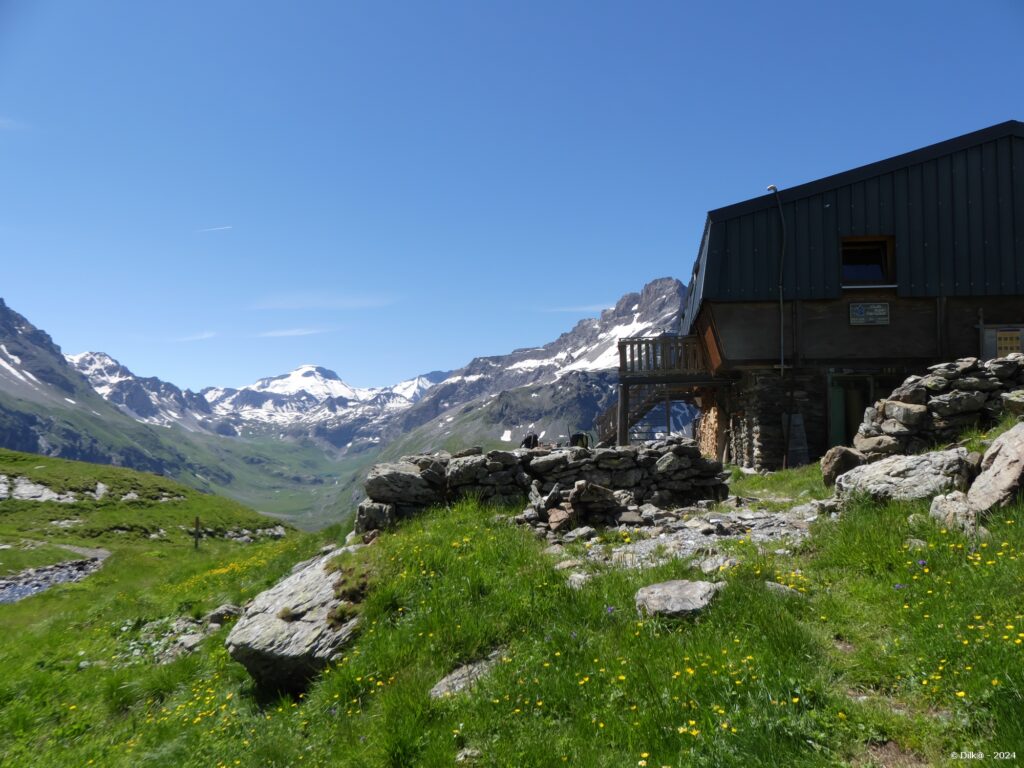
xmin=0 ymin=438 xmax=1022 ymax=766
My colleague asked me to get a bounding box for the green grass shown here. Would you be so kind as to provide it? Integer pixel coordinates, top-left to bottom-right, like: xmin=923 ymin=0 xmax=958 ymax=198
xmin=1 ymin=448 xmax=1022 ymax=766
xmin=726 ymin=462 xmax=830 ymax=509
xmin=0 ymin=541 xmax=77 ymax=575
xmin=955 ymin=413 xmax=1021 ymax=455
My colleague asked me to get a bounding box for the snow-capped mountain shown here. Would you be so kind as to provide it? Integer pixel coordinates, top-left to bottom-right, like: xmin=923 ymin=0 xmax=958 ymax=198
xmin=384 ymin=276 xmax=687 ymax=443
xmin=197 ymin=365 xmax=448 ymax=446
xmin=67 ymin=352 xmax=218 ymax=432
xmin=64 ymin=276 xmax=686 ymax=454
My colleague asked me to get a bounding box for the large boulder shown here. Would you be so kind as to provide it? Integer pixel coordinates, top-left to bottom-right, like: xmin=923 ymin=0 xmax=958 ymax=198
xmin=226 ymin=546 xmax=361 ymax=691
xmin=834 ymin=448 xmax=972 ymax=502
xmin=966 ymin=423 xmax=1024 ymax=513
xmin=634 ymin=580 xmax=724 ymax=618
xmin=364 ymin=462 xmax=442 ymax=505
xmin=820 ymin=446 xmax=867 ymax=487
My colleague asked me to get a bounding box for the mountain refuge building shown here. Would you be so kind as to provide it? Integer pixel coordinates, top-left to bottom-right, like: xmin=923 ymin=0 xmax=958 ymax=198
xmin=603 ymin=120 xmax=1024 ymax=470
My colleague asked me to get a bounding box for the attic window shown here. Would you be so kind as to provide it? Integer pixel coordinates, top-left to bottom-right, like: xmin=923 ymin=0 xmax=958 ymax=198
xmin=841 ymin=237 xmax=894 ymax=287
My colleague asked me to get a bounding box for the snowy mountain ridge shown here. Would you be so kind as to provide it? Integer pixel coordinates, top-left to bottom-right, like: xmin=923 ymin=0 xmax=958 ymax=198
xmin=65 ymin=276 xmax=687 ymax=453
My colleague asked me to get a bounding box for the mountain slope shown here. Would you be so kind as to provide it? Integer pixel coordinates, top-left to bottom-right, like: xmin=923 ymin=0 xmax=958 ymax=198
xmin=381 ymin=276 xmax=687 ymax=448
xmin=0 ymin=301 xmax=352 ymax=528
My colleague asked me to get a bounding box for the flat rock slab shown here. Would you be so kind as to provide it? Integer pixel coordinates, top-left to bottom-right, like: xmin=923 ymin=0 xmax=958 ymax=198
xmin=635 ymin=579 xmax=724 ymax=618
xmin=967 ymin=422 xmax=1024 ymax=513
xmin=834 ymin=448 xmax=971 ymax=502
xmin=429 ymin=649 xmax=502 ymax=699
xmin=226 ymin=546 xmax=361 ymax=691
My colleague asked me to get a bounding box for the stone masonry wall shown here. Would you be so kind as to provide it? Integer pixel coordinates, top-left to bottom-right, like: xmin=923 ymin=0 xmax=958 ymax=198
xmin=726 ymin=369 xmax=828 ymax=471
xmin=855 ymin=354 xmax=1024 ymax=459
xmin=356 ymin=437 xmax=729 ymax=534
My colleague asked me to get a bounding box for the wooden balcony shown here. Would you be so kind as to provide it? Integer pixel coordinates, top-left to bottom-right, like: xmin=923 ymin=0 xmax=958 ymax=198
xmin=617 ymin=335 xmax=718 ymax=384
xmin=595 ymin=335 xmax=731 ymax=445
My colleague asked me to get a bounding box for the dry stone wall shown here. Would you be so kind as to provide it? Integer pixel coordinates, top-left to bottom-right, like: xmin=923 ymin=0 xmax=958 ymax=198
xmin=725 ymin=370 xmax=828 ymax=471
xmin=855 ymin=354 xmax=1024 ymax=459
xmin=357 ymin=437 xmax=729 ymax=534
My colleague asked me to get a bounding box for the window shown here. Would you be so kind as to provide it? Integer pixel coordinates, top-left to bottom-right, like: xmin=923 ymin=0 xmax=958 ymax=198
xmin=841 ymin=237 xmax=894 ymax=287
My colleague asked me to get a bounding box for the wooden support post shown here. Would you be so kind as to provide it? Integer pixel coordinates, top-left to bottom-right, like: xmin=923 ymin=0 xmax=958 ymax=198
xmin=194 ymin=516 xmax=201 ymax=549
xmin=664 ymin=395 xmax=671 ymax=437
xmin=617 ymin=383 xmax=629 ymax=446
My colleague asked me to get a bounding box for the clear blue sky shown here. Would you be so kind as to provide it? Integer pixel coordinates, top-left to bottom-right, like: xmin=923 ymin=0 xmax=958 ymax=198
xmin=2 ymin=1 xmax=1022 ymax=390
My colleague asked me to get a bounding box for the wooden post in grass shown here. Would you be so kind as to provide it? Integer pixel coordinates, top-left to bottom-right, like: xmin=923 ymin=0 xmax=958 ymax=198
xmin=194 ymin=517 xmax=201 ymax=550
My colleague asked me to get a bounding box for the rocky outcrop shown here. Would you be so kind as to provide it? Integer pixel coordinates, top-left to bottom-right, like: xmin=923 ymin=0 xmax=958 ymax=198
xmin=834 ymin=448 xmax=973 ymax=502
xmin=854 ymin=355 xmax=1024 ymax=459
xmin=634 ymin=580 xmax=724 ymax=618
xmin=356 ymin=436 xmax=729 ymax=534
xmin=226 ymin=545 xmax=362 ymax=691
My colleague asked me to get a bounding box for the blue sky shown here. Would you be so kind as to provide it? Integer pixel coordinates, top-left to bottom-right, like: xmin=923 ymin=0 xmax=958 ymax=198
xmin=1 ymin=1 xmax=1022 ymax=390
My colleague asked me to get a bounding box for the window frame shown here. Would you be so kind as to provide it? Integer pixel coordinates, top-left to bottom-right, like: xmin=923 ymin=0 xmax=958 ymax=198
xmin=840 ymin=235 xmax=896 ymax=289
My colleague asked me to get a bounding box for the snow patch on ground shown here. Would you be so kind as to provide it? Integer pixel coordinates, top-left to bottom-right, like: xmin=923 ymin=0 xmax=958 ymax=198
xmin=500 ymin=429 xmax=512 ymax=442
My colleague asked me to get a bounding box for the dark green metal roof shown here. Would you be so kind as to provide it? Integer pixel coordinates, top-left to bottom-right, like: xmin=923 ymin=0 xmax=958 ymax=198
xmin=683 ymin=120 xmax=1024 ymax=333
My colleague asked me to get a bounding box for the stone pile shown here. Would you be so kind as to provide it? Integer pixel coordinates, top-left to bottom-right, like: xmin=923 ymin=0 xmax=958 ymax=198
xmin=854 ymin=354 xmax=1024 ymax=459
xmin=356 ymin=437 xmax=730 ymax=534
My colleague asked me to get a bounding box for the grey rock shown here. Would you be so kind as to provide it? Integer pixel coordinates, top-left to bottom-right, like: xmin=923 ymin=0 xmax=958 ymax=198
xmin=528 ymin=452 xmax=569 ymax=474
xmin=655 ymin=452 xmax=691 ymax=474
xmin=904 ymin=538 xmax=928 ymax=551
xmin=966 ymin=422 xmax=1024 ymax=513
xmin=635 ymin=580 xmax=724 ymax=618
xmin=1001 ymin=390 xmax=1024 ymax=417
xmin=365 ymin=462 xmax=441 ymax=505
xmin=446 ymin=455 xmax=490 ymax=487
xmin=834 ymin=449 xmax=971 ymax=502
xmin=928 ymin=390 xmax=988 ymax=417
xmin=429 ymin=650 xmax=502 ymax=699
xmin=698 ymin=554 xmax=736 ymax=574
xmin=920 ymin=374 xmax=951 ymax=393
xmin=354 ymin=501 xmax=398 ymax=533
xmin=883 ymin=400 xmax=929 ymax=426
xmin=929 ymin=491 xmax=977 ymax=534
xmin=889 ymin=380 xmax=928 ymax=405
xmin=566 ymin=572 xmax=592 ymax=590
xmin=986 ymin=358 xmax=1021 ymax=379
xmin=764 ymin=581 xmax=804 ymax=598
xmin=951 ymin=375 xmax=1002 ymax=392
xmin=880 ymin=418 xmax=916 ymax=436
xmin=561 ymin=525 xmax=597 ymax=543
xmin=226 ymin=547 xmax=360 ymax=691
xmin=616 ymin=510 xmax=644 ymax=525
xmin=204 ymin=603 xmax=242 ymax=625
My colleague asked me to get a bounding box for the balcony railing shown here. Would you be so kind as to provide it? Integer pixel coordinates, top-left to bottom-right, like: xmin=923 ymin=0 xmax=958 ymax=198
xmin=618 ymin=335 xmax=708 ymax=378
